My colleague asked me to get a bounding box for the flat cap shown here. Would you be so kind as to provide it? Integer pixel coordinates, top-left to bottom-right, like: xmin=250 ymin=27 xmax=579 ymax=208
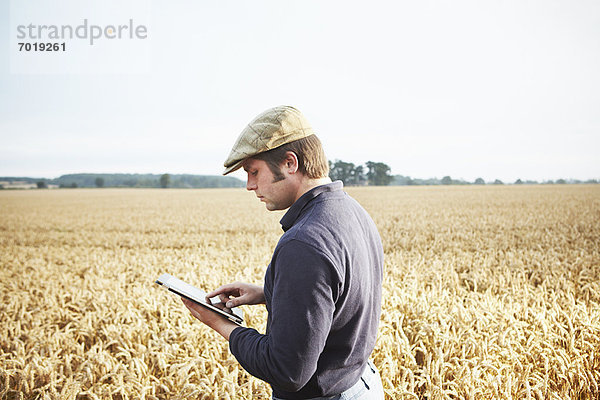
xmin=223 ymin=105 xmax=314 ymax=175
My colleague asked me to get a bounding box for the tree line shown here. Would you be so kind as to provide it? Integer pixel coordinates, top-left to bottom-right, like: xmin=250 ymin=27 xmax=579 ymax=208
xmin=9 ymin=173 xmax=245 ymax=189
xmin=328 ymin=159 xmax=599 ymax=186
xmin=2 ymin=167 xmax=598 ymax=190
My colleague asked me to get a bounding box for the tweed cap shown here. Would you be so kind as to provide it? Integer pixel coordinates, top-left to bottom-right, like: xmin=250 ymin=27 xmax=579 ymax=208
xmin=223 ymin=106 xmax=314 ymax=175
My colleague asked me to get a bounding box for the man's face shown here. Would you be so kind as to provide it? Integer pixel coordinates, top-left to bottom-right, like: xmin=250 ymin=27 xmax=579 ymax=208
xmin=242 ymin=158 xmax=296 ymax=211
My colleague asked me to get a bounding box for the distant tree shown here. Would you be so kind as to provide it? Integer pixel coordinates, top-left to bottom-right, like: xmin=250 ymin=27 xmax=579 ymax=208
xmin=441 ymin=176 xmax=453 ymax=185
xmin=95 ymin=177 xmax=105 ymax=188
xmin=329 ymin=160 xmax=355 ymax=184
xmin=556 ymin=178 xmax=566 ymax=184
xmin=474 ymin=177 xmax=485 ymax=185
xmin=36 ymin=181 xmax=47 ymax=189
xmin=514 ymin=179 xmax=523 ymax=185
xmin=391 ymin=175 xmax=412 ymax=185
xmin=493 ymin=179 xmax=504 ymax=185
xmin=366 ymin=161 xmax=393 ymax=186
xmin=160 ymin=173 xmax=171 ymax=188
xmin=350 ymin=165 xmax=367 ymax=185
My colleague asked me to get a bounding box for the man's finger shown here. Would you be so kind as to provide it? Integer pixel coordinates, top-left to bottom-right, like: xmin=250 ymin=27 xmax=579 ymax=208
xmin=182 ymin=298 xmax=196 ymax=311
xmin=219 ymin=294 xmax=230 ymax=303
xmin=181 ymin=298 xmax=196 ymax=315
xmin=206 ymin=283 xmax=235 ymax=298
xmin=206 ymin=282 xmax=240 ymax=297
xmin=226 ymin=295 xmax=249 ymax=308
xmin=182 ymin=298 xmax=206 ymax=321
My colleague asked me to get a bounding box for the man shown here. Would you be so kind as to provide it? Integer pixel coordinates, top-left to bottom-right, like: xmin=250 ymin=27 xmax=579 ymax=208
xmin=182 ymin=105 xmax=384 ymax=399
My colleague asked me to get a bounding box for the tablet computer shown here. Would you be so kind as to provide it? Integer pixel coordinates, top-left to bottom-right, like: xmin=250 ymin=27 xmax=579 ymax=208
xmin=155 ymin=273 xmax=244 ymax=326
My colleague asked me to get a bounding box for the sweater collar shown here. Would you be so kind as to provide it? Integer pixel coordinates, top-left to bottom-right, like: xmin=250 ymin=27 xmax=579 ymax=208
xmin=280 ymin=181 xmax=344 ymax=232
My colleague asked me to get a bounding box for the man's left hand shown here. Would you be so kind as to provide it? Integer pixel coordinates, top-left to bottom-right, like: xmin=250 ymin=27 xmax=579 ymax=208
xmin=181 ymin=298 xmax=240 ymax=340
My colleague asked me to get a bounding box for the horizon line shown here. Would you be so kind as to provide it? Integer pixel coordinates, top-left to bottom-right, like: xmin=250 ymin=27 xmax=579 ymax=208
xmin=1 ymin=172 xmax=599 ymax=184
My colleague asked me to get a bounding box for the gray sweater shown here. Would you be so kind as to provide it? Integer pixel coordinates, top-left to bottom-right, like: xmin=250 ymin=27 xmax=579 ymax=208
xmin=229 ymin=181 xmax=384 ymax=399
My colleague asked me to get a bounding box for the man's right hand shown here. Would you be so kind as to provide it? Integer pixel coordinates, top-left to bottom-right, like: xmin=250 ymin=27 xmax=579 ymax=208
xmin=206 ymin=282 xmax=266 ymax=308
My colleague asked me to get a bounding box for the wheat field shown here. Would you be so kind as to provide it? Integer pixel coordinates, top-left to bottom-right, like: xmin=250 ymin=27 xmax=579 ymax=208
xmin=1 ymin=185 xmax=599 ymax=399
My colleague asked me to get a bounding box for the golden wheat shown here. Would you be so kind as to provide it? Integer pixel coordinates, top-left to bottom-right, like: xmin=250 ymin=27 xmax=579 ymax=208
xmin=1 ymin=185 xmax=599 ymax=399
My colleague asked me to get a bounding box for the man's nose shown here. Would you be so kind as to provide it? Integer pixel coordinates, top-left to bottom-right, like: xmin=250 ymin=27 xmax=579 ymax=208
xmin=246 ymin=179 xmax=257 ymax=191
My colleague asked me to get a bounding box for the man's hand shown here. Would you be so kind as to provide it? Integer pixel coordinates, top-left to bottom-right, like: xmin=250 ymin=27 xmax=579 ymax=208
xmin=181 ymin=298 xmax=239 ymax=340
xmin=206 ymin=282 xmax=265 ymax=308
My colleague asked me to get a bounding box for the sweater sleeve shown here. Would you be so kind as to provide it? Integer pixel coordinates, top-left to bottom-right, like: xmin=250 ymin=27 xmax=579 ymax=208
xmin=229 ymin=239 xmax=339 ymax=392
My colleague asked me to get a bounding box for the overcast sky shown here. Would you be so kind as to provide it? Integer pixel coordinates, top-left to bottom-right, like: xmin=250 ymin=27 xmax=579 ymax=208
xmin=1 ymin=0 xmax=599 ymax=182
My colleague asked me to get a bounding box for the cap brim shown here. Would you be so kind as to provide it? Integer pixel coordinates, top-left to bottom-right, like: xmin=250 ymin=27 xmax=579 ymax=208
xmin=222 ymin=159 xmax=244 ymax=175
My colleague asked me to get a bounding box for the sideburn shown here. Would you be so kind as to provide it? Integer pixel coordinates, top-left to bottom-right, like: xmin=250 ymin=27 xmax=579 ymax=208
xmin=253 ymin=148 xmax=292 ymax=182
xmin=271 ymin=170 xmax=286 ymax=183
xmin=261 ymin=158 xmax=286 ymax=182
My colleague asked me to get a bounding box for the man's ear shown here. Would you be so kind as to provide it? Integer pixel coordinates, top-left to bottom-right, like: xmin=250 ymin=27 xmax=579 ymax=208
xmin=284 ymin=151 xmax=299 ymax=174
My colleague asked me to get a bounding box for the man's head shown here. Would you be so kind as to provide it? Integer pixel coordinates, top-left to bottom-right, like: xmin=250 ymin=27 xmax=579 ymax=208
xmin=224 ymin=106 xmax=330 ymax=210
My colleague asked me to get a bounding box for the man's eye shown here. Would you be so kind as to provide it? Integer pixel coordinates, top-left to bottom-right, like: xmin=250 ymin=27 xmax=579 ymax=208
xmin=251 ymin=171 xmax=258 ymax=176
